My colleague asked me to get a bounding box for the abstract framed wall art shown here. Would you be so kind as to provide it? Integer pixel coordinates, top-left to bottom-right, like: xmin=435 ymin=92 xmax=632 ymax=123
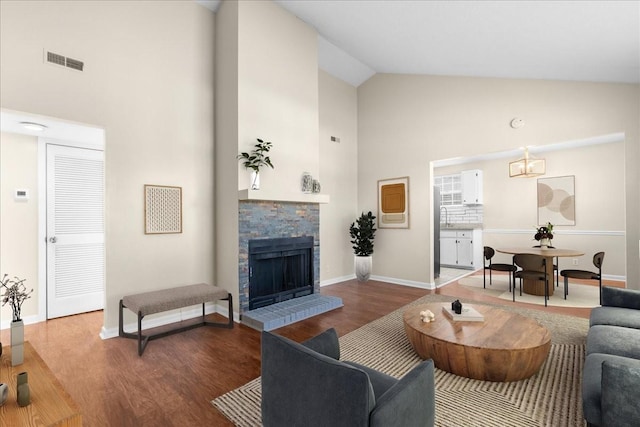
xmin=537 ymin=175 xmax=575 ymax=226
xmin=144 ymin=184 xmax=183 ymax=234
xmin=377 ymin=176 xmax=409 ymax=229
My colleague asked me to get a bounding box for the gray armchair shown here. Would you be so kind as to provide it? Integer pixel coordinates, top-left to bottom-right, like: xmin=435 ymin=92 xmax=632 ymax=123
xmin=261 ymin=328 xmax=435 ymax=427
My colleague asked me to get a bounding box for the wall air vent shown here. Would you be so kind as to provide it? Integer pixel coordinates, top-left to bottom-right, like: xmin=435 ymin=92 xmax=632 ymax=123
xmin=47 ymin=51 xmax=66 ymax=66
xmin=45 ymin=50 xmax=84 ymax=72
xmin=65 ymin=57 xmax=84 ymax=71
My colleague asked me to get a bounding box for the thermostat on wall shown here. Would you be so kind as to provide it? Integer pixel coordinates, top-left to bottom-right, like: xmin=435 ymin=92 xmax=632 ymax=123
xmin=14 ymin=189 xmax=30 ymax=201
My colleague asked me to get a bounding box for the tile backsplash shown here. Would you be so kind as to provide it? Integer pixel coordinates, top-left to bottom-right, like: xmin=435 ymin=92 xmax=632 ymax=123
xmin=441 ymin=205 xmax=483 ymax=225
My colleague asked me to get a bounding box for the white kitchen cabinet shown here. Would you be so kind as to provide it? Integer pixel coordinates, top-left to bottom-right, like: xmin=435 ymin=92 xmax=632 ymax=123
xmin=440 ymin=229 xmax=483 ymax=269
xmin=440 ymin=231 xmax=458 ymax=266
xmin=461 ymin=169 xmax=483 ymax=205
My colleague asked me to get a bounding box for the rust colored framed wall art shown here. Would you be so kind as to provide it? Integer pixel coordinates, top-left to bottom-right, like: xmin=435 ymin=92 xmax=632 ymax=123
xmin=378 ymin=177 xmax=409 ymax=229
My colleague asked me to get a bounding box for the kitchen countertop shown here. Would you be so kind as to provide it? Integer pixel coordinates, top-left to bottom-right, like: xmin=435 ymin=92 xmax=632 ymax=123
xmin=441 ymin=223 xmax=483 ymax=230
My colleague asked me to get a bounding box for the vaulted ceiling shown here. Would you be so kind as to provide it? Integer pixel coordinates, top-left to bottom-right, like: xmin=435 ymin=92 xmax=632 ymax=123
xmin=199 ymin=0 xmax=640 ymax=87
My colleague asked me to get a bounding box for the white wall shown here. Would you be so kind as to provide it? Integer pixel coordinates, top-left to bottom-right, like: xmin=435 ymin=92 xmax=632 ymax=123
xmin=358 ymin=74 xmax=639 ymax=288
xmin=0 ymin=1 xmax=216 ymax=330
xmin=0 ymin=132 xmax=39 ymax=323
xmin=318 ymin=71 xmax=358 ymax=282
xmin=435 ymin=141 xmax=626 ymax=277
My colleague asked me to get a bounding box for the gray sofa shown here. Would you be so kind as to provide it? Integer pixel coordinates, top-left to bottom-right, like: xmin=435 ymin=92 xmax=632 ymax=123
xmin=261 ymin=328 xmax=435 ymax=427
xmin=583 ymin=286 xmax=640 ymax=427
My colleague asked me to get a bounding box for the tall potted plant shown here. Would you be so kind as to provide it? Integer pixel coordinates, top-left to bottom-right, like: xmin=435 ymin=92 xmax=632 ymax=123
xmin=237 ymin=138 xmax=274 ymax=190
xmin=349 ymin=211 xmax=377 ymax=281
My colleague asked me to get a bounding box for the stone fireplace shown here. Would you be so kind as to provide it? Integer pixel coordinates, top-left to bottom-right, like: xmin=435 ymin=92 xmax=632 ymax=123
xmin=238 ymin=200 xmax=320 ymax=316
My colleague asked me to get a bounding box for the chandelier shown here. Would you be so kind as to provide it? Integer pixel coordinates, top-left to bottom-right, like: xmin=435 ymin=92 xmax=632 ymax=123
xmin=509 ymin=148 xmax=545 ymax=178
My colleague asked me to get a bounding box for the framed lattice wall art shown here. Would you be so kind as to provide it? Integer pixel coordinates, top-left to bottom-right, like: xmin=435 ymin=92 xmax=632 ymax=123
xmin=144 ymin=185 xmax=182 ymax=234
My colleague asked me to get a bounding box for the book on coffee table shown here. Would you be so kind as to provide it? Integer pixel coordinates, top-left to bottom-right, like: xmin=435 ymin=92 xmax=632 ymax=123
xmin=442 ymin=305 xmax=484 ymax=322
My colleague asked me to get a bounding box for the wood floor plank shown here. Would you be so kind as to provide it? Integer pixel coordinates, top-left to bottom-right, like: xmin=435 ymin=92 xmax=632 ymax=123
xmin=0 ymin=275 xmax=618 ymax=426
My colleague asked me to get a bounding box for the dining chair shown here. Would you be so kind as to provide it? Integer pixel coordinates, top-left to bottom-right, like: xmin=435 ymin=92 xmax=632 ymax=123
xmin=483 ymin=246 xmax=517 ymax=291
xmin=513 ymin=254 xmax=550 ymax=307
xmin=533 ymin=244 xmax=559 ymax=287
xmin=560 ymin=252 xmax=605 ymax=304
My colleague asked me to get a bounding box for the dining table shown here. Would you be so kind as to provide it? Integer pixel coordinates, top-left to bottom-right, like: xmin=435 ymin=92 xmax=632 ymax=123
xmin=496 ymin=247 xmax=585 ymax=297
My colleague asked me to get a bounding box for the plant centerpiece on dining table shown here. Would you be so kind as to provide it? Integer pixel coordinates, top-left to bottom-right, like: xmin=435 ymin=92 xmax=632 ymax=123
xmin=237 ymin=138 xmax=274 ymax=190
xmin=534 ymin=222 xmax=554 ymax=248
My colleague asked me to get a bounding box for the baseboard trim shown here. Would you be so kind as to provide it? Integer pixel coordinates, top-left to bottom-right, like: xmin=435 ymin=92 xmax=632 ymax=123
xmin=321 ymin=275 xmax=356 ymax=286
xmin=0 ymin=314 xmax=40 ymax=331
xmin=99 ymin=303 xmax=237 ymax=340
xmin=370 ymin=275 xmax=434 ymax=290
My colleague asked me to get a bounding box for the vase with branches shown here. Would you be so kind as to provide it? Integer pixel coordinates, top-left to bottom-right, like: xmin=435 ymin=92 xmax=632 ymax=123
xmin=237 ymin=138 xmax=274 ymax=190
xmin=1 ymin=274 xmax=33 ymax=322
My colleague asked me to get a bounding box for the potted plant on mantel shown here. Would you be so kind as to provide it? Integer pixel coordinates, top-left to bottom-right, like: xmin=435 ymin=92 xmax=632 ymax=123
xmin=534 ymin=222 xmax=554 ymax=248
xmin=237 ymin=138 xmax=274 ymax=190
xmin=349 ymin=211 xmax=377 ymax=282
xmin=1 ymin=274 xmax=33 ymax=365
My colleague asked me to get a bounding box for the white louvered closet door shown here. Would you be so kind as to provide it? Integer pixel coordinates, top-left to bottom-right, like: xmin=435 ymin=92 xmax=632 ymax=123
xmin=47 ymin=144 xmax=105 ymax=319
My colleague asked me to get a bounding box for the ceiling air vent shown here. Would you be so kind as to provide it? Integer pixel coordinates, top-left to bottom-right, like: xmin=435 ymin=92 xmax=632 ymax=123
xmin=45 ymin=50 xmax=84 ymax=72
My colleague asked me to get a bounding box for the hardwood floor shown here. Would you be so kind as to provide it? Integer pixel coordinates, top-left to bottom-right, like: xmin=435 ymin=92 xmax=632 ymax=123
xmin=0 ymin=275 xmax=620 ymax=426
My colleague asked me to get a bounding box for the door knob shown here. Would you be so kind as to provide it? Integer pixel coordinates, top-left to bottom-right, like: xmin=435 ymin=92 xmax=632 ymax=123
xmin=49 ymin=236 xmax=57 ymax=243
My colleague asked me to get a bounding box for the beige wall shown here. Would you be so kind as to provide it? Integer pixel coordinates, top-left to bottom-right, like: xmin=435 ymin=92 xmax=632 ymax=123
xmin=215 ymin=0 xmax=320 ymax=309
xmin=318 ymin=71 xmax=358 ymax=281
xmin=214 ymin=0 xmax=240 ymax=310
xmin=0 ymin=132 xmax=39 ymax=324
xmin=1 ymin=1 xmax=216 ymax=331
xmin=359 ymin=74 xmax=639 ymax=288
xmin=237 ymin=0 xmax=320 ymax=192
xmin=435 ymin=141 xmax=626 ymax=277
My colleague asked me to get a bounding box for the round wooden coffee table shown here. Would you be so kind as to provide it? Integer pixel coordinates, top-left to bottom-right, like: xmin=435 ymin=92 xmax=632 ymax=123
xmin=403 ymin=303 xmax=551 ymax=382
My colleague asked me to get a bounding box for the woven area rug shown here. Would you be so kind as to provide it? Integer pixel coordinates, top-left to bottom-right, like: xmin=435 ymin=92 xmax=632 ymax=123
xmin=212 ymin=294 xmax=588 ymax=427
xmin=458 ymin=274 xmax=599 ymax=308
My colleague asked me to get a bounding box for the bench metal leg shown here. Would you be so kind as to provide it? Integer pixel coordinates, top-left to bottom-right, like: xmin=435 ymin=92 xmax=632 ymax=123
xmin=204 ymin=294 xmax=234 ymax=329
xmin=119 ymin=300 xmax=151 ymax=356
xmin=119 ymin=294 xmax=234 ymax=356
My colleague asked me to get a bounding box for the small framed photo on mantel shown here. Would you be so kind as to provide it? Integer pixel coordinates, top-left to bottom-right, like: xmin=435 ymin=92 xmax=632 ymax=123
xmin=377 ymin=176 xmax=409 ymax=229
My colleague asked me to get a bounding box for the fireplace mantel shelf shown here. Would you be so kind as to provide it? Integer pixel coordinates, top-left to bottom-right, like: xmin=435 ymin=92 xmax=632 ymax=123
xmin=238 ymin=189 xmax=330 ymax=204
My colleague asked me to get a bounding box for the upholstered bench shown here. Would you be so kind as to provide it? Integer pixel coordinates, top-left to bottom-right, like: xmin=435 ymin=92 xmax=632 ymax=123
xmin=119 ymin=283 xmax=233 ymax=356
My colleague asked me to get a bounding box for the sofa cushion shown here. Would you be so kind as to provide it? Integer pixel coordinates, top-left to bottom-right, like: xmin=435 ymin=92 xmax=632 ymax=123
xmin=301 ymin=327 xmax=340 ymax=360
xmin=601 ymin=359 xmax=640 ymax=427
xmin=601 ymin=286 xmax=640 ymax=310
xmin=583 ymin=353 xmax=637 ymax=426
xmin=590 ymin=306 xmax=640 ymax=330
xmin=586 ymin=325 xmax=640 ymax=358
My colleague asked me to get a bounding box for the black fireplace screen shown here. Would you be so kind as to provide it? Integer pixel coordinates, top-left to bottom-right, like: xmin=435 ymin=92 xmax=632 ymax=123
xmin=248 ymin=236 xmax=314 ymax=310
